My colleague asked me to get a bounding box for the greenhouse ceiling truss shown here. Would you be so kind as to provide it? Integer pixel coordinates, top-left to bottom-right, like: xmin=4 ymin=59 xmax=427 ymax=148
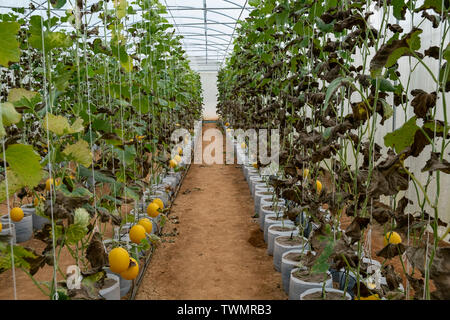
xmin=0 ymin=0 xmax=251 ymax=72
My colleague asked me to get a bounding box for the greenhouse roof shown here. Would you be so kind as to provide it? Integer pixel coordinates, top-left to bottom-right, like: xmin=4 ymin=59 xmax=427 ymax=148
xmin=0 ymin=0 xmax=251 ymax=72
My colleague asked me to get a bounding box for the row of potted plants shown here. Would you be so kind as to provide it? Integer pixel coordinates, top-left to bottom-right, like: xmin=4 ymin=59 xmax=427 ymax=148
xmin=217 ymin=0 xmax=449 ymax=300
xmin=0 ymin=0 xmax=203 ymax=300
xmin=224 ymin=121 xmax=405 ymax=300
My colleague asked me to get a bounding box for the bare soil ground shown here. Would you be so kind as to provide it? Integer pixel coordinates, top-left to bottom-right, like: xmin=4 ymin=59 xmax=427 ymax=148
xmin=136 ymin=123 xmax=287 ymax=300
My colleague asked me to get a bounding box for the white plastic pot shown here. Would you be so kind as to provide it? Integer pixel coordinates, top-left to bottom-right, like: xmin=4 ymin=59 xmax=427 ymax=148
xmin=22 ymin=204 xmax=50 ymax=231
xmin=281 ymin=250 xmax=315 ymax=294
xmin=273 ymin=235 xmax=310 ymax=272
xmin=254 ymin=191 xmax=274 ymax=218
xmin=300 ymin=287 xmax=352 ymax=300
xmin=267 ymin=223 xmax=298 ymax=256
xmin=0 ymin=222 xmax=16 ymax=244
xmin=104 ymin=267 xmax=132 ymax=298
xmin=99 ymin=273 xmax=121 ymax=300
xmin=263 ymin=213 xmax=292 ymax=242
xmin=249 ymin=176 xmax=264 ymax=196
xmin=259 ymin=202 xmax=285 ymax=231
xmin=288 ymin=268 xmax=332 ymax=300
xmin=1 ymin=211 xmax=33 ymax=243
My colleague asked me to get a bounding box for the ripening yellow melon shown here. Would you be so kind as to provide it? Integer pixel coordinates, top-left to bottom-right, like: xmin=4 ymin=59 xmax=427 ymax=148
xmin=316 ymin=180 xmax=322 ymax=194
xmin=129 ymin=224 xmax=146 ymax=244
xmin=138 ymin=218 xmax=153 ymax=234
xmin=147 ymin=202 xmax=160 ymax=218
xmin=10 ymin=207 xmax=24 ymax=222
xmin=0 ymin=222 xmax=2 ymax=232
xmin=34 ymin=195 xmax=45 ymax=207
xmin=252 ymin=162 xmax=258 ymax=169
xmin=120 ymin=257 xmax=139 ymax=280
xmin=169 ymin=159 xmax=178 ymax=168
xmin=225 ymin=122 xmax=230 ymax=127
xmin=109 ymin=247 xmax=130 ymax=273
xmin=152 ymin=198 xmax=164 ymax=210
xmin=174 ymin=155 xmax=182 ymax=163
xmin=45 ymin=178 xmax=61 ymax=191
xmin=383 ymin=231 xmax=402 ymax=246
xmin=356 ymin=294 xmax=380 ymax=300
xmin=241 ymin=142 xmax=246 ymax=149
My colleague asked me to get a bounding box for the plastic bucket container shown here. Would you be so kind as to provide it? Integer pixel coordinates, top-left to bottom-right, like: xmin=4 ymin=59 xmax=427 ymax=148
xmin=1 ymin=211 xmax=33 ymax=243
xmin=0 ymin=222 xmax=16 ymax=244
xmin=273 ymin=235 xmax=310 ymax=272
xmin=99 ymin=273 xmax=121 ymax=300
xmin=300 ymin=287 xmax=352 ymax=300
xmin=267 ymin=224 xmax=298 ymax=256
xmin=281 ymin=250 xmax=315 ymax=294
xmin=289 ymin=268 xmax=332 ymax=300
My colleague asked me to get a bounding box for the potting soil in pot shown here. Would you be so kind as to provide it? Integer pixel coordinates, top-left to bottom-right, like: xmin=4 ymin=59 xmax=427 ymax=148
xmin=273 ymin=236 xmax=310 ymax=272
xmin=302 ymin=291 xmax=347 ymax=300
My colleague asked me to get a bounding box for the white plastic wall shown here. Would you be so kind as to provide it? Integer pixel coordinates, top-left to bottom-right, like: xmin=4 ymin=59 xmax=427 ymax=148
xmin=339 ymin=3 xmax=450 ymax=231
xmin=200 ymin=72 xmax=219 ymax=120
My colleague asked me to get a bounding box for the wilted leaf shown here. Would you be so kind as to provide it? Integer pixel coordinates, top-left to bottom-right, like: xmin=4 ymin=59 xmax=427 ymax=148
xmin=43 ymin=113 xmax=84 ymax=136
xmin=1 ymin=102 xmax=22 ymax=127
xmin=421 ymin=152 xmax=450 ymax=174
xmin=63 ymin=140 xmax=93 ymax=167
xmin=376 ymin=243 xmax=407 ymax=259
xmin=370 ymin=28 xmax=423 ymax=76
xmin=411 ymin=89 xmax=437 ymax=118
xmin=345 ymin=217 xmax=370 ymax=244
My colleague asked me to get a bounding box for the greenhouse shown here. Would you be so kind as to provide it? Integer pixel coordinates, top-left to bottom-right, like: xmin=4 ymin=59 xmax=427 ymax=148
xmin=0 ymin=0 xmax=449 ymax=304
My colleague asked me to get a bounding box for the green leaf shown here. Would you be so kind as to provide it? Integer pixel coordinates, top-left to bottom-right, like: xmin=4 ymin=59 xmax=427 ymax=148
xmin=29 ymin=16 xmax=72 ymax=51
xmin=0 ymin=169 xmax=25 ymax=203
xmin=65 ymin=224 xmax=88 ymax=244
xmin=124 ymin=186 xmax=139 ymax=201
xmin=261 ymin=52 xmax=273 ymax=65
xmin=384 ymin=116 xmax=419 ymax=153
xmin=1 ymin=102 xmax=22 ymax=126
xmin=416 ymin=0 xmax=448 ymax=14
xmin=0 ymin=21 xmax=20 ymax=67
xmin=372 ymin=78 xmax=396 ymax=92
xmin=423 ymin=120 xmax=450 ymax=136
xmin=293 ymin=21 xmax=304 ymax=35
xmin=43 ymin=113 xmax=84 ymax=136
xmin=249 ymin=0 xmax=261 ymax=7
xmin=392 ymin=0 xmax=407 ymax=20
xmin=121 ymin=55 xmax=133 ymax=72
xmin=8 ymin=88 xmax=41 ymax=107
xmin=443 ymin=43 xmax=450 ymax=62
xmin=323 ymin=77 xmax=354 ymax=110
xmin=114 ymin=0 xmax=128 ymax=19
xmin=323 ymin=127 xmax=332 ymax=140
xmin=2 ymin=144 xmax=43 ymax=188
xmin=315 ymin=17 xmax=333 ymax=32
xmin=63 ymin=140 xmax=93 ymax=167
xmin=78 ymin=166 xmax=120 ymax=187
xmin=114 ymin=145 xmax=136 ymax=166
xmin=51 ymin=0 xmax=67 ymax=9
xmin=311 ymin=240 xmax=334 ymax=274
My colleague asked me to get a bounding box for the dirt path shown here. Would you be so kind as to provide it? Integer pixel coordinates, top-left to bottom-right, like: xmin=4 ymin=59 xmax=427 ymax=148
xmin=136 ymin=123 xmax=287 ymax=300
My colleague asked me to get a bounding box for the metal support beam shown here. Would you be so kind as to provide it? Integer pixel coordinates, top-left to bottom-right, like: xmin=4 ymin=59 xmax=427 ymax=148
xmin=203 ymin=0 xmax=207 ymax=64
